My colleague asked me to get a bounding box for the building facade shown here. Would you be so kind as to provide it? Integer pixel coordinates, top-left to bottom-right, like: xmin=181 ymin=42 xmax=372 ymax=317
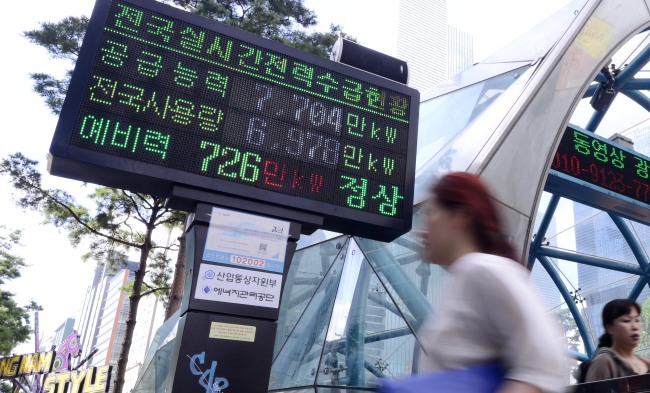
xmin=396 ymin=0 xmax=473 ymax=92
xmin=49 ymin=317 xmax=75 ymax=350
xmin=75 ymin=263 xmax=137 ymax=369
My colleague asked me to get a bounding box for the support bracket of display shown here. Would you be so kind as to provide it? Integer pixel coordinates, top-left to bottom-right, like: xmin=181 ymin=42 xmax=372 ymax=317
xmin=166 ymin=185 xmax=323 ymax=235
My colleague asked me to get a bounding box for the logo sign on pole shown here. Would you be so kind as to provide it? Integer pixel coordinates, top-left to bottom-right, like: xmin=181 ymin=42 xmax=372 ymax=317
xmin=48 ymin=0 xmax=420 ymax=241
xmin=195 ymin=263 xmax=283 ymax=309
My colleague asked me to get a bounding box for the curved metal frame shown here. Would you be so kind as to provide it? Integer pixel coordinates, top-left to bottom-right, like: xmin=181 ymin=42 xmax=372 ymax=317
xmin=530 ymin=30 xmax=650 ymax=358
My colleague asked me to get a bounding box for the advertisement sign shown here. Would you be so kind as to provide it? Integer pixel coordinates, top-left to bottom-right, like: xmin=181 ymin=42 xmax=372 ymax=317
xmin=202 ymin=207 xmax=289 ymax=273
xmin=0 ymin=351 xmax=111 ymax=393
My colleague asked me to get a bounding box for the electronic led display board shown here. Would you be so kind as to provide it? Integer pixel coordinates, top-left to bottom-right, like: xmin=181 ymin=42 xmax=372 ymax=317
xmin=546 ymin=124 xmax=650 ymax=223
xmin=48 ymin=0 xmax=420 ymax=241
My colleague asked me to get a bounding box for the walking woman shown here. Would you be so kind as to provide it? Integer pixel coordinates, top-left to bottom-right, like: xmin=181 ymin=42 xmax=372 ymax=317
xmin=584 ymin=299 xmax=648 ymax=382
xmin=417 ymin=172 xmax=565 ymax=393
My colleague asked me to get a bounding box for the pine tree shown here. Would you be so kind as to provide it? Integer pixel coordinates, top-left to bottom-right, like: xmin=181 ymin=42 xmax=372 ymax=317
xmin=0 ymin=153 xmax=184 ymax=393
xmin=0 ymin=226 xmax=35 ymax=355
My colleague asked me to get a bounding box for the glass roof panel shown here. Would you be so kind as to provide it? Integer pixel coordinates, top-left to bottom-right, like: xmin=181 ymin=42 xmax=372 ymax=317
xmin=628 ymin=220 xmax=650 ymax=261
xmin=415 ymin=66 xmax=530 ymax=172
xmin=611 ymin=31 xmax=650 ymax=71
xmin=480 ymin=0 xmax=589 ymax=64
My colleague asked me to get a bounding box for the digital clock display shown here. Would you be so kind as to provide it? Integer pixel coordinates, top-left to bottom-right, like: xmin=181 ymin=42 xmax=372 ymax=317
xmin=547 ymin=125 xmax=650 ymax=220
xmin=49 ymin=0 xmax=419 ymax=241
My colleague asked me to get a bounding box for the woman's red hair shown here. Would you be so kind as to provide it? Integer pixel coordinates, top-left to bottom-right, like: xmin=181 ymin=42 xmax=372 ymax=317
xmin=431 ymin=172 xmax=518 ymax=262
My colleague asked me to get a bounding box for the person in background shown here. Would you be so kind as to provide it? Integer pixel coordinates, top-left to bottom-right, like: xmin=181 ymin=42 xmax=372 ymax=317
xmin=418 ymin=172 xmax=565 ymax=393
xmin=584 ymin=299 xmax=648 ymax=382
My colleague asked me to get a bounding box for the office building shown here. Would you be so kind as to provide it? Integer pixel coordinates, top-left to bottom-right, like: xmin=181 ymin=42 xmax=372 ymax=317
xmin=396 ymin=0 xmax=473 ymax=92
xmin=75 ymin=263 xmax=137 ymax=369
xmin=50 ymin=318 xmax=75 ymax=349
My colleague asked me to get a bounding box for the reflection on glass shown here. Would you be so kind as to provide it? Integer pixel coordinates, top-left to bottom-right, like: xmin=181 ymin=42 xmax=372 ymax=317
xmin=270 ymin=243 xmax=348 ymax=389
xmin=317 ymin=244 xmax=417 ymax=387
xmin=573 ymin=203 xmax=638 ymax=264
xmin=269 ymin=389 xmax=314 ymax=393
xmin=581 ymin=274 xmax=642 ymax=345
xmin=415 ymin=66 xmax=529 ymax=171
xmin=275 ymin=237 xmax=349 ymax=356
xmin=317 ymin=260 xmax=419 ymax=386
xmin=316 ymin=389 xmax=369 ymax=393
xmin=132 ymin=311 xmax=180 ymax=393
xmin=555 ymin=305 xmax=585 ymax=384
xmin=627 ymin=220 xmax=650 ymax=261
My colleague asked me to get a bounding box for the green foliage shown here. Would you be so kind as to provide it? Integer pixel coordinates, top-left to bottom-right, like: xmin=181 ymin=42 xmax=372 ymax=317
xmin=23 ymin=16 xmax=87 ymax=115
xmin=0 ymin=152 xmax=183 ymax=286
xmin=0 ymin=229 xmax=25 ymax=286
xmin=555 ymin=307 xmax=582 ymax=380
xmin=0 ymin=381 xmax=11 ymax=393
xmin=0 ymin=227 xmax=33 ymax=355
xmin=556 ymin=307 xmax=581 ymax=349
xmin=23 ymin=16 xmax=88 ymax=60
xmin=28 ymin=71 xmax=71 ymax=115
xmin=0 ymin=291 xmax=31 ymax=355
xmin=25 ymin=1 xmax=349 ymax=114
xmin=172 ymin=0 xmax=349 ymax=57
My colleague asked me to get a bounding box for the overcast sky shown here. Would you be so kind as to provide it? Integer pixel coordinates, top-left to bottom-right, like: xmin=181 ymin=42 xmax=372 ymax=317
xmin=1 ymin=0 xmax=574 ymax=354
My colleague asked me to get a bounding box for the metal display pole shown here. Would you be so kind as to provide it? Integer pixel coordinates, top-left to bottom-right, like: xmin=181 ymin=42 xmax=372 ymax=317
xmin=164 ymin=187 xmax=323 ymax=393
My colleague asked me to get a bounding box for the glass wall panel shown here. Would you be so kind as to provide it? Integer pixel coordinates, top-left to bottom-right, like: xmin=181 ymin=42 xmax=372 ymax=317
xmin=628 ymin=220 xmax=650 ymax=262
xmin=275 ymin=237 xmax=349 ymax=355
xmin=269 ymin=388 xmax=315 ymax=393
xmin=317 ymin=244 xmax=417 ymax=387
xmin=573 ymin=203 xmax=639 ymax=265
xmin=580 ymin=273 xmax=642 ymax=345
xmin=355 ymin=235 xmax=445 ymax=334
xmin=317 ymin=388 xmax=373 ymax=393
xmin=132 ymin=311 xmax=179 ymax=393
xmin=530 ymin=261 xmax=585 ymax=384
xmin=270 ymin=243 xmax=348 ymax=389
xmin=555 ymin=303 xmax=585 ymax=385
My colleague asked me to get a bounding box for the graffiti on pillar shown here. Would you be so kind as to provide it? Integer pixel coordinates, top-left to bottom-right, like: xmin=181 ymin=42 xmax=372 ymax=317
xmin=189 ymin=352 xmax=229 ymax=393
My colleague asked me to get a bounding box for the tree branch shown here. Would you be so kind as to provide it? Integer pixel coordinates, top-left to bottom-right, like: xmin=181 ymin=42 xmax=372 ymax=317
xmin=151 ymin=244 xmax=179 ymax=252
xmin=139 ymin=281 xmax=170 ymax=298
xmin=121 ymin=190 xmax=148 ymax=224
xmin=42 ymin=187 xmax=141 ymax=249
